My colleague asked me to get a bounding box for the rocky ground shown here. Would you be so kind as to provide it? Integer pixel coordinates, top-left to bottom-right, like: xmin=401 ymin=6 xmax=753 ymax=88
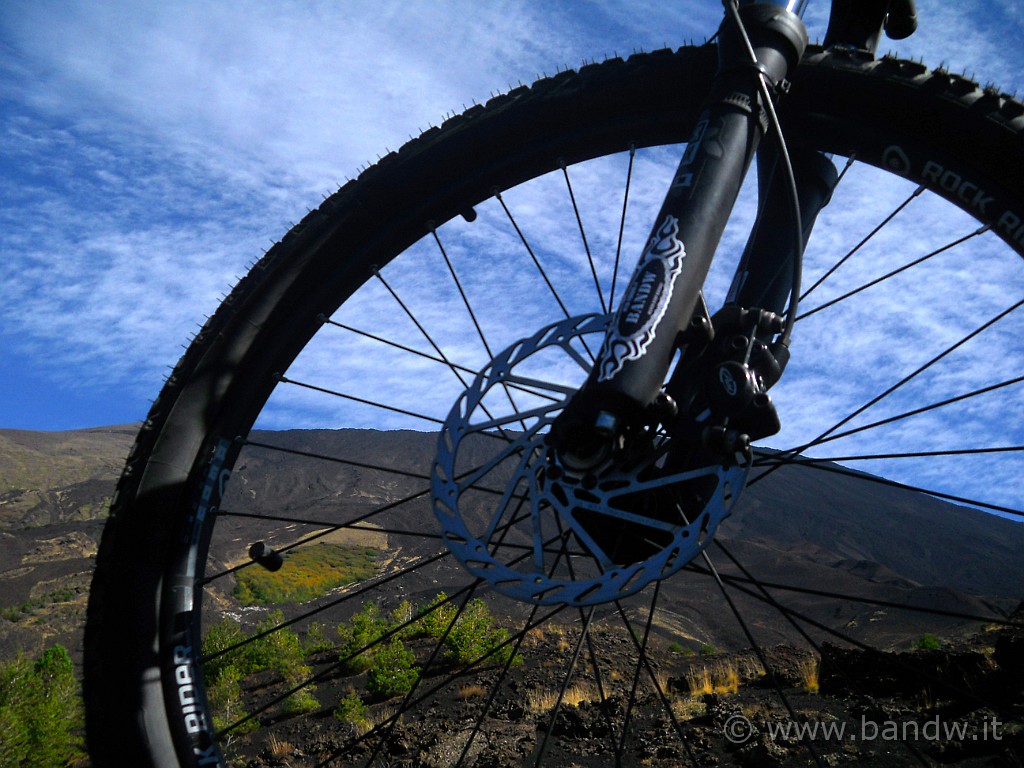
xmin=225 ymin=608 xmax=1024 ymax=768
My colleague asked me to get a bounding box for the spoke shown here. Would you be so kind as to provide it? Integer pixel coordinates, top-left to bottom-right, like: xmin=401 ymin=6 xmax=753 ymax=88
xmin=800 ymin=183 xmax=923 ymax=303
xmin=833 ymin=153 xmax=855 ymax=185
xmin=431 ymin=224 xmax=498 ymax=359
xmin=531 ymin=606 xmax=599 ymax=767
xmin=244 ymin=436 xmax=433 ymax=482
xmin=455 ymin=436 xmax=534 ymax=494
xmin=453 ymin=602 xmax=546 ymax=767
xmin=215 ymin=509 xmax=446 ymax=541
xmin=613 ymin=589 xmax=699 ymax=766
xmin=604 ymin=462 xmax=719 ymax=497
xmin=462 ymin=398 xmax=562 ymax=432
xmin=483 ymin=449 xmax=536 ymax=543
xmin=202 ymin=549 xmax=452 ymax=667
xmin=503 ymin=371 xmax=580 ymax=398
xmin=753 ymin=457 xmax=1023 ymax=517
xmin=322 ymin=315 xmax=479 ymax=377
xmin=552 ymin=513 xmax=620 ymax=762
xmin=494 ymin=189 xmax=574 ymax=321
xmin=277 ymin=373 xmax=442 ymax=424
xmin=202 ymin=443 xmax=537 ymax=585
xmin=432 ymin=224 xmax=530 ymax=426
xmin=312 ymin=603 xmax=567 ymax=766
xmin=455 ymin=516 xmax=583 ymax=766
xmin=708 ymin=560 xmax=1024 ymax=628
xmin=215 ymin=568 xmax=472 ymax=740
xmin=699 ymin=550 xmax=828 ymax=767
xmin=219 ymin=525 xmax=571 ymax=742
xmin=789 ymin=374 xmax=1024 ymax=449
xmin=619 ymin=585 xmax=656 ymax=757
xmin=709 ymin=540 xmax=934 ymax=766
xmin=364 ymin=584 xmax=483 ymax=767
xmin=567 ymin=497 xmax=680 ymax=534
xmin=373 ymin=267 xmax=514 ymax=440
xmin=323 ymin=316 xmax=562 ymax=404
xmin=753 ymin=297 xmax=1024 ymax=488
xmin=695 ymin=561 xmax=1020 ymax=719
xmin=610 ymin=144 xmax=636 ymax=309
xmin=199 ymin=485 xmax=434 ymax=584
xmin=373 ymin=267 xmax=473 ymax=389
xmin=798 ymin=225 xmax=987 ymax=321
xmin=561 ymin=159 xmax=606 ymax=313
xmin=753 ymin=445 xmax=1024 ymax=465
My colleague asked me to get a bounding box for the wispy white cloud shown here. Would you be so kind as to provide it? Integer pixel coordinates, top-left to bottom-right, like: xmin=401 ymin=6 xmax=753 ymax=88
xmin=0 ymin=0 xmax=1021 ymax=514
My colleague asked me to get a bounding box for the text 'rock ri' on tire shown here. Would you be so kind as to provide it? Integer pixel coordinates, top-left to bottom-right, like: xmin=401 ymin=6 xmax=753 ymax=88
xmin=85 ymin=37 xmax=1024 ymax=768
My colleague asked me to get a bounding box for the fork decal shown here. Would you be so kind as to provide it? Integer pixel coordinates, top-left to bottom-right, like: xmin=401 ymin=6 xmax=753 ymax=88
xmin=597 ymin=214 xmax=685 ymax=382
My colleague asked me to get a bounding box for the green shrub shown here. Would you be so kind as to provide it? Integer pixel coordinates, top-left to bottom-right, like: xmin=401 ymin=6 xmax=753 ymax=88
xmin=416 ymin=591 xmax=457 ymax=639
xmin=333 ymin=690 xmax=370 ymax=733
xmin=916 ymin=633 xmax=942 ymax=650
xmin=0 ymin=644 xmax=85 ymax=768
xmin=283 ymin=682 xmax=319 ymax=715
xmin=699 ymin=643 xmax=718 ymax=656
xmin=249 ymin=611 xmax=307 ymax=679
xmin=303 ymin=621 xmax=335 ymax=655
xmin=338 ymin=602 xmax=388 ymax=672
xmin=366 ymin=638 xmax=419 ymax=699
xmin=202 ymin=613 xmax=317 ymax=724
xmin=444 ymin=598 xmax=514 ymax=667
xmin=668 ymin=641 xmax=684 ymax=654
xmin=388 ymin=599 xmax=417 ymax=639
xmin=205 ymin=664 xmax=256 ymax=734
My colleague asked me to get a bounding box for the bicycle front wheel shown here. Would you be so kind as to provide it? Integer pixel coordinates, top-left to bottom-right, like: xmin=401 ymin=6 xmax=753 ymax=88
xmin=85 ymin=43 xmax=1024 ymax=768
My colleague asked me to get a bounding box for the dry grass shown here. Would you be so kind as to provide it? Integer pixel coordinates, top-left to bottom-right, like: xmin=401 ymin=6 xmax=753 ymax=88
xmin=799 ymin=657 xmax=820 ymax=694
xmin=367 ymin=706 xmax=399 ymax=732
xmin=457 ymin=684 xmax=489 ymax=700
xmin=684 ymin=661 xmax=740 ymax=696
xmin=738 ymin=656 xmax=766 ymax=682
xmin=527 ymin=682 xmax=601 ymax=714
xmin=267 ymin=733 xmax=294 ymax=759
xmin=650 ymin=668 xmax=672 ymax=694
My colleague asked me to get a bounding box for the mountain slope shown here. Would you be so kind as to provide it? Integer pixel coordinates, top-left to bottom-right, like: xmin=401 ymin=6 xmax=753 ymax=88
xmin=1 ymin=426 xmax=1021 ymax=659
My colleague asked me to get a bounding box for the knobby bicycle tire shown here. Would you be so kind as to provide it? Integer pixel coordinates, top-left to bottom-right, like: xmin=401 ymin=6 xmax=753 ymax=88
xmin=85 ymin=43 xmax=1024 ymax=768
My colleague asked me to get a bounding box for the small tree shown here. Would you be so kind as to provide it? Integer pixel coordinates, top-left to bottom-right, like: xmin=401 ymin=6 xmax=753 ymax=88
xmin=338 ymin=602 xmax=388 ymax=672
xmin=366 ymin=638 xmax=419 ymax=699
xmin=416 ymin=591 xmax=457 ymax=639
xmin=333 ymin=690 xmax=370 ymax=734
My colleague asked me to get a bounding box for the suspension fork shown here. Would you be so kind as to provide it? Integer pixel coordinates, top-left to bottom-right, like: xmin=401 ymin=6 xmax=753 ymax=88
xmin=551 ymin=1 xmax=818 ymax=469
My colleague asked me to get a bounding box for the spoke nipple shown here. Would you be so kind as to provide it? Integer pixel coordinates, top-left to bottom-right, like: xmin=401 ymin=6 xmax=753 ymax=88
xmin=249 ymin=541 xmax=284 ymax=572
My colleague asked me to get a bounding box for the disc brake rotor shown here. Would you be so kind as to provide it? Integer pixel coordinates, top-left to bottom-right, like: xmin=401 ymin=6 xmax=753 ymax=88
xmin=431 ymin=314 xmax=748 ymax=607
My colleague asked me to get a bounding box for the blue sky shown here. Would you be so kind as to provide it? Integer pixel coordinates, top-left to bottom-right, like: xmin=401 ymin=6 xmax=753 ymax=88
xmin=1 ymin=1 xmax=1022 ymax=511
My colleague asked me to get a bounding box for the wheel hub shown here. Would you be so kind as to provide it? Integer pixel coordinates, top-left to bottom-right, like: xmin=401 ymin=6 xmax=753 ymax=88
xmin=431 ymin=314 xmax=748 ymax=606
